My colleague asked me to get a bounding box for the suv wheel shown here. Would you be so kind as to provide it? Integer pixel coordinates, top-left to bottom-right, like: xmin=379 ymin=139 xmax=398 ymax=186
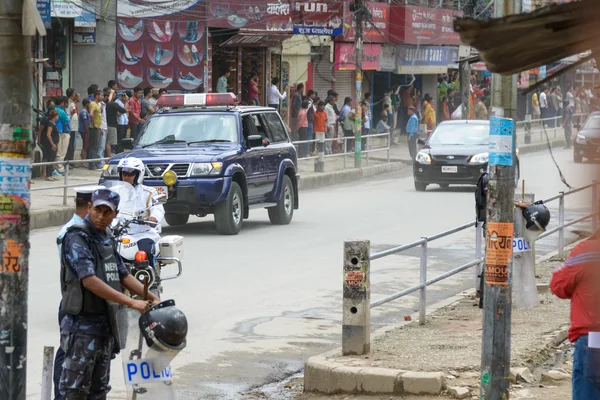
xmin=268 ymin=175 xmax=294 ymax=225
xmin=215 ymin=181 xmax=243 ymax=235
xmin=415 ymin=181 xmax=427 ymax=191
xmin=165 ymin=213 xmax=189 ymax=226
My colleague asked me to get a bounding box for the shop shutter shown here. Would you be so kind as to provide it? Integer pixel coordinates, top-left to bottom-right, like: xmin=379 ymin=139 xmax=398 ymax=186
xmin=334 ymin=70 xmax=354 ymax=104
xmin=311 ymin=47 xmax=334 ymax=100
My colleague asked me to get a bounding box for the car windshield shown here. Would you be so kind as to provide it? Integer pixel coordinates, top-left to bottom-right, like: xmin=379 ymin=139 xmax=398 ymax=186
xmin=137 ymin=114 xmax=239 ymax=146
xmin=584 ymin=115 xmax=600 ymax=129
xmin=428 ymin=123 xmax=490 ymax=146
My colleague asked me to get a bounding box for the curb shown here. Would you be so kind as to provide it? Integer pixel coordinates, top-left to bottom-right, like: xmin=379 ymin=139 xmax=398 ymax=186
xmin=304 ymin=239 xmax=583 ymax=396
xmin=298 ymin=161 xmax=408 ymax=191
xmin=518 ymin=139 xmax=565 ymax=155
xmin=31 ymin=206 xmax=75 ymax=231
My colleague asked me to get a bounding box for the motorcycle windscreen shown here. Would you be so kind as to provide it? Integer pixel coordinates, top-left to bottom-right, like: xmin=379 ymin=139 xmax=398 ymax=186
xmin=102 ymin=181 xmax=138 ymax=218
xmin=117 ymin=308 xmax=176 ymax=400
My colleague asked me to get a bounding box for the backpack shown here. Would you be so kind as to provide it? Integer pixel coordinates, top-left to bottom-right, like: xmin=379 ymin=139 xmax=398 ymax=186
xmin=475 ymin=172 xmax=488 ymax=224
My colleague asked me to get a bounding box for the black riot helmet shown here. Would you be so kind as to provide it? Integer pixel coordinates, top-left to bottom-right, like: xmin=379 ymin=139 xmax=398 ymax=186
xmin=139 ymin=300 xmax=188 ymax=352
xmin=522 ymin=202 xmax=550 ymax=232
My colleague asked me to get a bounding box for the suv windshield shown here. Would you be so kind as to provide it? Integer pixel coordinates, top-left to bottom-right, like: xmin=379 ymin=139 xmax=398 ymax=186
xmin=428 ymin=123 xmax=490 ymax=146
xmin=584 ymin=115 xmax=600 ymax=129
xmin=138 ymin=114 xmax=239 ymax=146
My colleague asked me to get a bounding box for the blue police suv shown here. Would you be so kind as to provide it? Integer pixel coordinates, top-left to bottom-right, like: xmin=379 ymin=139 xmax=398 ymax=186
xmin=100 ymin=93 xmax=299 ymax=235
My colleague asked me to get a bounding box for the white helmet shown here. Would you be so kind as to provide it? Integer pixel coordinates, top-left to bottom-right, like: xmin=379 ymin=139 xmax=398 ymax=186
xmin=118 ymin=157 xmax=145 ymax=186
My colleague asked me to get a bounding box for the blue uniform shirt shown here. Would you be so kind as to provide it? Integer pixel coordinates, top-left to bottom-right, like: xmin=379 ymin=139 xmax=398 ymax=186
xmin=407 ymin=113 xmax=419 ymax=137
xmin=60 ymin=216 xmax=129 ymax=336
xmin=57 ymin=213 xmax=84 ymax=257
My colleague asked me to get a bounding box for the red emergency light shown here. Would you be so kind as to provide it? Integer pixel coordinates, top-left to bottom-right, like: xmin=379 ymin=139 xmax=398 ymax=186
xmin=157 ymin=93 xmax=237 ymax=108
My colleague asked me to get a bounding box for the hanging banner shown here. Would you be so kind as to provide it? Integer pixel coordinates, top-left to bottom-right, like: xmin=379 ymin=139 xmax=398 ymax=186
xmin=379 ymin=44 xmax=397 ymax=72
xmin=75 ymin=4 xmax=96 ymax=28
xmin=334 ymin=43 xmax=381 ymax=71
xmin=116 ymin=0 xmax=206 ymax=91
xmin=37 ymin=0 xmax=51 ymax=29
xmin=390 ymin=4 xmax=462 ymax=46
xmin=485 ymin=222 xmax=514 ymax=285
xmin=51 ymin=0 xmax=83 ymax=18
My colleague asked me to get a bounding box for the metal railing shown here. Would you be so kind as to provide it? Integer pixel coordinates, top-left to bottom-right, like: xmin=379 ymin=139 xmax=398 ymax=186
xmin=292 ymin=131 xmax=391 ymax=168
xmin=31 ymin=158 xmax=109 ymax=205
xmin=368 ymin=181 xmax=598 ymax=325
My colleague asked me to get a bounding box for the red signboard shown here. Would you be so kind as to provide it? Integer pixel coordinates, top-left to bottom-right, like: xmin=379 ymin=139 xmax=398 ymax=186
xmin=334 ymin=43 xmax=381 ymax=71
xmin=206 ymin=0 xmax=344 ymax=32
xmin=341 ymin=2 xmax=389 ymax=43
xmin=389 ymin=5 xmax=462 ymax=46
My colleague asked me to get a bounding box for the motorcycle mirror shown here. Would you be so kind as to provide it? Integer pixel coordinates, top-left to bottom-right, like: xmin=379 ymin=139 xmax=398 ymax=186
xmin=155 ymin=194 xmax=167 ymax=205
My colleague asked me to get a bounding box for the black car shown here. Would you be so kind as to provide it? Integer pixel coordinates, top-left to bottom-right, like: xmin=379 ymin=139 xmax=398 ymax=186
xmin=413 ymin=120 xmax=520 ymax=191
xmin=574 ymin=112 xmax=600 ymax=163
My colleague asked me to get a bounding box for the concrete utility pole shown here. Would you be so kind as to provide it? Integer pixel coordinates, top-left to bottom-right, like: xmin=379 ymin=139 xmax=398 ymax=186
xmin=353 ymin=0 xmax=364 ymax=168
xmin=0 ymin=0 xmax=34 ymax=398
xmin=480 ymin=116 xmax=516 ymax=398
xmin=460 ymin=59 xmax=471 ymax=119
xmin=342 ymin=240 xmax=370 ymax=355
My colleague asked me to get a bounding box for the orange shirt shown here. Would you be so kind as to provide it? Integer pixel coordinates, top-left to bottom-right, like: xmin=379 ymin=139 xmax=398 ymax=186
xmin=313 ymin=110 xmax=327 ymax=133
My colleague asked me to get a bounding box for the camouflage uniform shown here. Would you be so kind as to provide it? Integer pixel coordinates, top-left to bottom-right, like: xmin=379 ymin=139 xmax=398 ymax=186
xmin=59 ymin=214 xmax=128 ymax=399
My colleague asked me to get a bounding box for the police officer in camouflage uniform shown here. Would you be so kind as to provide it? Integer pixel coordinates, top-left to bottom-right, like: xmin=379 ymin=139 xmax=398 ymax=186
xmin=59 ymin=188 xmax=159 ymax=399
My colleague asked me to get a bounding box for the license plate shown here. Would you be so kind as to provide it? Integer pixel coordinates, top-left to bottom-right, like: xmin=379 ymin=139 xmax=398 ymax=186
xmin=123 ymin=359 xmax=173 ymax=385
xmin=154 ymin=186 xmax=168 ymax=196
xmin=442 ymin=166 xmax=458 ymax=173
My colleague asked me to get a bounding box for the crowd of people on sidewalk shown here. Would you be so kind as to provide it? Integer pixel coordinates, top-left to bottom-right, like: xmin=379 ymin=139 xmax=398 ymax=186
xmin=37 ymin=81 xmax=167 ymax=181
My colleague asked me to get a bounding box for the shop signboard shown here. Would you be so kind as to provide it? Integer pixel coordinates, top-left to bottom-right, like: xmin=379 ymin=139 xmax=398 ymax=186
xmin=335 ymin=43 xmax=381 ymax=71
xmin=51 ymin=0 xmax=83 ymax=18
xmin=396 ymin=45 xmax=451 ymax=74
xmin=116 ymin=0 xmax=206 ymax=92
xmin=341 ymin=2 xmax=389 ymax=43
xmin=379 ymin=44 xmax=397 ymax=72
xmin=74 ymin=4 xmax=96 ymax=28
xmin=37 ymin=0 xmax=51 ymax=29
xmin=204 ymin=0 xmax=344 ymax=34
xmin=73 ymin=27 xmax=96 ymax=45
xmin=390 ymin=4 xmax=462 ymax=46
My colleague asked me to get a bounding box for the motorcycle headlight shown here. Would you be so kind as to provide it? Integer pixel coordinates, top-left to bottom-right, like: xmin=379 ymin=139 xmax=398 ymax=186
xmin=576 ymin=133 xmax=587 ymax=144
xmin=102 ymin=164 xmax=119 ymax=178
xmin=190 ymin=162 xmax=223 ymax=176
xmin=469 ymin=153 xmax=489 ymax=164
xmin=415 ymin=152 xmax=431 ymax=165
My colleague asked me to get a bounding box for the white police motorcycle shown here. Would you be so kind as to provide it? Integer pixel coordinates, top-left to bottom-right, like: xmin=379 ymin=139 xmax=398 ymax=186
xmin=103 ymin=180 xmax=184 ymax=296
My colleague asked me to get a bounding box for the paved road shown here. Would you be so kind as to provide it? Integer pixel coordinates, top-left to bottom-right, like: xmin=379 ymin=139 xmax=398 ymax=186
xmin=25 ymin=148 xmax=596 ymax=399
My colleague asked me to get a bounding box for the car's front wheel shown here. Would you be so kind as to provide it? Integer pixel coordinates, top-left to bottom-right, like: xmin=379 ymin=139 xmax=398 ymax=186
xmin=268 ymin=175 xmax=294 ymax=225
xmin=415 ymin=181 xmax=427 ymax=191
xmin=574 ymin=152 xmax=583 ymax=163
xmin=215 ymin=182 xmax=244 ymax=235
xmin=165 ymin=213 xmax=189 ymax=226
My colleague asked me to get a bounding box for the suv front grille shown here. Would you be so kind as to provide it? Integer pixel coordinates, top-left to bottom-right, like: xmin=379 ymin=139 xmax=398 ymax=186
xmin=145 ymin=163 xmax=190 ymax=178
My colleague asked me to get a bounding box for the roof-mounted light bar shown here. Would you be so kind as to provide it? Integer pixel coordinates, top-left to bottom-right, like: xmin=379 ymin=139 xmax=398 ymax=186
xmin=157 ymin=93 xmax=238 ymax=108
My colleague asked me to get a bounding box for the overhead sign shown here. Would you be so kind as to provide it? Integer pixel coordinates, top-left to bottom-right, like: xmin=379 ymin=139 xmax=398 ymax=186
xmin=37 ymin=0 xmax=51 ymax=29
xmin=293 ymin=26 xmax=342 ymax=36
xmin=341 ymin=2 xmax=389 ymax=43
xmin=397 ymin=45 xmax=451 ymax=74
xmin=379 ymin=44 xmax=397 ymax=72
xmin=390 ymin=4 xmax=462 ymax=46
xmin=123 ymin=359 xmax=173 ymax=385
xmin=513 ymin=237 xmax=532 ymax=253
xmin=51 ymin=0 xmax=83 ymax=18
xmin=74 ymin=4 xmax=96 ymax=28
xmin=335 ymin=43 xmax=381 ymax=71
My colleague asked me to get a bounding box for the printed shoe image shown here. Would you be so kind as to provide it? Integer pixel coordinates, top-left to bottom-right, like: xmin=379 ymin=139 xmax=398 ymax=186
xmin=164 ymin=21 xmax=173 ymax=41
xmin=183 ymin=44 xmax=195 ymax=65
xmin=118 ymin=69 xmax=143 ymax=87
xmin=131 ymin=20 xmax=143 ymax=34
xmin=121 ymin=43 xmax=141 ymax=63
xmin=183 ymin=21 xmax=199 ymax=42
xmin=118 ymin=20 xmax=135 ymax=38
xmin=179 ymin=72 xmax=203 ymax=87
xmin=152 ymin=21 xmax=167 ymax=42
xmin=153 ymin=43 xmax=173 ymax=65
xmin=191 ymin=44 xmax=201 ymax=65
xmin=149 ymin=69 xmax=172 ymax=84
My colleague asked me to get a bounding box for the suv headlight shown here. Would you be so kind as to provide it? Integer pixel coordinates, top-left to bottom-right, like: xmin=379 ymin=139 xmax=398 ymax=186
xmin=469 ymin=153 xmax=489 ymax=164
xmin=576 ymin=133 xmax=587 ymax=144
xmin=101 ymin=164 xmax=119 ymax=178
xmin=415 ymin=152 xmax=431 ymax=164
xmin=190 ymin=162 xmax=223 ymax=176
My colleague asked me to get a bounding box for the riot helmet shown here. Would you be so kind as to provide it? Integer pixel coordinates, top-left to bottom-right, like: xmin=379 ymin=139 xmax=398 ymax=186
xmin=139 ymin=300 xmax=188 ymax=352
xmin=522 ymin=202 xmax=550 ymax=232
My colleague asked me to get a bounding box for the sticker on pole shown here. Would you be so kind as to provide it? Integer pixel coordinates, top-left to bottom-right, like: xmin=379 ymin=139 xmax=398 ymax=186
xmin=485 ymin=222 xmax=514 ymax=285
xmin=123 ymin=359 xmax=173 ymax=385
xmin=489 ymin=117 xmax=514 ymax=166
xmin=512 ymin=237 xmax=532 ymax=253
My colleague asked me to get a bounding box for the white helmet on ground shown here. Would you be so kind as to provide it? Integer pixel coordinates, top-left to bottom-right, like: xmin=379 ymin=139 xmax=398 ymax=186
xmin=118 ymin=157 xmax=145 ymax=186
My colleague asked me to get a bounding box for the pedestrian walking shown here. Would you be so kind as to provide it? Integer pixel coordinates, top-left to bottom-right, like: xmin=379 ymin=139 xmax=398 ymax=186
xmin=129 ymin=87 xmax=144 ymax=140
xmin=66 ymin=89 xmax=79 ymax=162
xmin=291 ymin=83 xmax=304 ymax=137
xmin=422 ymin=93 xmax=436 ymax=133
xmin=39 ymin=109 xmax=60 ymax=181
xmin=141 ymin=87 xmax=156 ymax=120
xmin=540 ymin=87 xmax=548 ymax=123
xmin=217 ymin=68 xmax=231 ymax=93
xmin=106 ymin=95 xmax=127 ymax=156
xmin=306 ymin=90 xmax=316 ymax=156
xmin=248 ymin=72 xmax=260 ymax=106
xmin=325 ymin=96 xmax=337 ymax=155
xmin=550 ymin=233 xmax=600 ymax=400
xmin=54 ymin=97 xmax=71 ymax=175
xmin=564 ymin=105 xmax=573 ymax=149
xmin=53 ymin=185 xmax=103 ymax=400
xmin=313 ymin=101 xmax=327 ymax=156
xmin=297 ymin=100 xmax=309 ymax=157
xmin=57 ymin=188 xmax=159 ymax=399
xmin=339 ymin=97 xmax=354 ymax=151
xmin=88 ymin=90 xmax=103 ymax=170
xmin=268 ymin=77 xmax=286 ymax=111
xmin=406 ymin=106 xmax=419 ymax=161
xmin=532 ymin=91 xmax=541 ymax=120
xmin=440 ymin=95 xmax=450 ymax=122
xmin=78 ymin=99 xmax=91 ymax=162
xmin=96 ymin=89 xmax=109 ymax=169
xmin=116 ymin=92 xmax=130 ymax=153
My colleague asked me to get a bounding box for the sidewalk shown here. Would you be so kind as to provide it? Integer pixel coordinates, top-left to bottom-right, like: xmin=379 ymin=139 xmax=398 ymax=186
xmin=302 ymin=246 xmax=576 ymax=398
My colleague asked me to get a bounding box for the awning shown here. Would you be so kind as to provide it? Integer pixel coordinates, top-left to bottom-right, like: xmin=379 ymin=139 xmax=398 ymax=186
xmin=220 ymin=34 xmax=289 ymax=48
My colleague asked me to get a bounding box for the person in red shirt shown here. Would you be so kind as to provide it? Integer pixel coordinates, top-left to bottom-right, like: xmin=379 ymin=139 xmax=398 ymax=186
xmin=550 ymin=234 xmax=600 ymax=399
xmin=128 ymin=87 xmax=143 ymax=139
xmin=313 ymin=101 xmax=328 ymax=155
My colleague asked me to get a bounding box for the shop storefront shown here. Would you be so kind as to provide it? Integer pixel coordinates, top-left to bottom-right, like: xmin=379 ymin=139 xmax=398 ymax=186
xmin=334 ymin=43 xmax=382 ymax=103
